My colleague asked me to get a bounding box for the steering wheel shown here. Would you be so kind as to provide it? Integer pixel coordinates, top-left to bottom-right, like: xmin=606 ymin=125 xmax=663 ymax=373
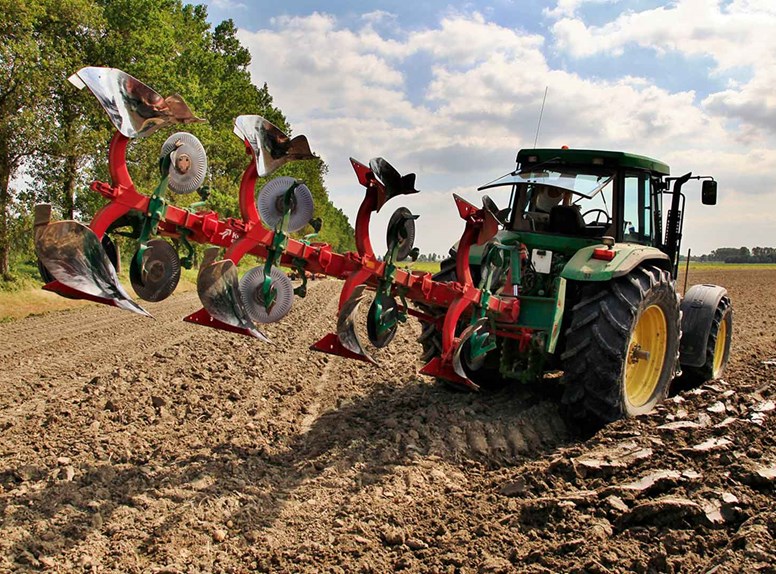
xmin=581 ymin=208 xmax=611 ymax=226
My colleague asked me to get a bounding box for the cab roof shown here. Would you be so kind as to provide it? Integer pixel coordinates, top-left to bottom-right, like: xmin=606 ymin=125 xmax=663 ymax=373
xmin=516 ymin=148 xmax=670 ymax=176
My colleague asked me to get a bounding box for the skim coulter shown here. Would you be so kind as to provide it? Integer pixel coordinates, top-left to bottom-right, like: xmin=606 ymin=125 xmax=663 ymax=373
xmin=35 ymin=67 xmax=733 ymax=425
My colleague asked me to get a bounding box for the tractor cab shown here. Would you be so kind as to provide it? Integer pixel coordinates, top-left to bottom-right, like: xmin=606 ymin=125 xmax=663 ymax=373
xmin=479 ymin=147 xmax=718 ymax=279
xmin=479 ymin=148 xmax=670 ymax=249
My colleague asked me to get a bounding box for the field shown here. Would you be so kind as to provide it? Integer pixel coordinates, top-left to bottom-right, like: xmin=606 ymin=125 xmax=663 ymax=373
xmin=0 ymin=268 xmax=774 ymax=572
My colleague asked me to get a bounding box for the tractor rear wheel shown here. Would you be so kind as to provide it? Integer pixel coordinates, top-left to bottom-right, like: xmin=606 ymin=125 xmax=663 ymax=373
xmin=561 ymin=265 xmax=680 ymax=424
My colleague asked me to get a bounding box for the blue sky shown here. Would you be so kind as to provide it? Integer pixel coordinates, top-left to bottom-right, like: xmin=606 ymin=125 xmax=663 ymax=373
xmin=202 ymin=0 xmax=776 ymax=256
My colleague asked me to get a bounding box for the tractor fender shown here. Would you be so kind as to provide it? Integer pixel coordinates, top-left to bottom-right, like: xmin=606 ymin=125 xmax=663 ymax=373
xmin=679 ymin=284 xmax=728 ymax=368
xmin=560 ymin=244 xmax=670 ymax=282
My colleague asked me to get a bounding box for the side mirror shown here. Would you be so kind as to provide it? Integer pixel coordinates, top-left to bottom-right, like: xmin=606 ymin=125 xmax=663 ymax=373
xmin=701 ymin=180 xmax=717 ymax=205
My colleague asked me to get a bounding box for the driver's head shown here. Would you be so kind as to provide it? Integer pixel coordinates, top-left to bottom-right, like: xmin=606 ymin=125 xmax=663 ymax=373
xmin=534 ymin=185 xmax=565 ymax=212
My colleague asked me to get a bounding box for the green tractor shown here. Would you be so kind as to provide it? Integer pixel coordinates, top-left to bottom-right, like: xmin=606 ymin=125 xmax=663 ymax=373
xmin=420 ymin=147 xmax=733 ymax=424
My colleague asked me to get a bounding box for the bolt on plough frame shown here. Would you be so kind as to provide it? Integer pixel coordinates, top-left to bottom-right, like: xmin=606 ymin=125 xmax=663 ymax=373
xmin=35 ymin=67 xmax=522 ymax=389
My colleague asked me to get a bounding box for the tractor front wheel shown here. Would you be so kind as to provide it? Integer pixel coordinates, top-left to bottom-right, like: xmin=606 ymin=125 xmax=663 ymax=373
xmin=561 ymin=265 xmax=680 ymax=424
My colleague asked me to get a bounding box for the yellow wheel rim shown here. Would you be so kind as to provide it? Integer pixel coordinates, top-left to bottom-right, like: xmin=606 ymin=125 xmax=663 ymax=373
xmin=625 ymin=304 xmax=667 ymax=407
xmin=712 ymin=316 xmax=728 ymax=377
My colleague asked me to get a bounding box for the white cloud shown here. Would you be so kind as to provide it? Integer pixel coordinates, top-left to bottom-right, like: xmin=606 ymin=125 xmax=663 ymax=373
xmin=549 ymin=0 xmax=776 ymax=147
xmin=361 ymin=10 xmax=398 ymax=27
xmin=551 ymin=0 xmax=775 ymax=69
xmin=210 ymin=0 xmax=245 ymax=9
xmin=702 ymin=66 xmax=776 ymax=138
xmin=407 ymin=12 xmax=545 ymax=66
xmin=656 ymin=147 xmax=776 ymax=253
xmin=543 ymin=0 xmax=621 ymax=19
xmin=238 ymin=13 xmax=409 ymax=118
xmin=236 ymin=9 xmax=774 ymax=255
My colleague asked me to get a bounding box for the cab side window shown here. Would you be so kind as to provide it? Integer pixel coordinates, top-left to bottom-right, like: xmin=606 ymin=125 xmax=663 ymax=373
xmin=623 ymin=173 xmax=652 ymax=244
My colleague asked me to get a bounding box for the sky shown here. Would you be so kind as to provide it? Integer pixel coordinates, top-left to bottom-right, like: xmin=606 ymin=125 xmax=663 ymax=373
xmin=202 ymin=0 xmax=776 ymax=257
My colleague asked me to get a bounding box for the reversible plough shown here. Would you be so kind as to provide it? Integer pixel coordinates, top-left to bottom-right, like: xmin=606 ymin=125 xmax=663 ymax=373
xmin=35 ymin=67 xmax=518 ymax=389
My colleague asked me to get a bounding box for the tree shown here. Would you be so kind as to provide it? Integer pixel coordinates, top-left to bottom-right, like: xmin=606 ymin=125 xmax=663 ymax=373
xmin=0 ymin=1 xmax=49 ymax=276
xmin=0 ymin=0 xmax=103 ymax=277
xmin=2 ymin=0 xmax=355 ymax=279
xmin=30 ymin=1 xmax=106 ymax=220
xmin=703 ymin=245 xmax=776 ymax=263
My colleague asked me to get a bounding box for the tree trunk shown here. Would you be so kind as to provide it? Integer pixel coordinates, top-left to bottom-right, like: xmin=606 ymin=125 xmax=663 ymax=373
xmin=0 ymin=158 xmax=10 ymax=278
xmin=63 ymin=152 xmax=77 ymax=220
xmin=61 ymin=100 xmax=79 ymax=220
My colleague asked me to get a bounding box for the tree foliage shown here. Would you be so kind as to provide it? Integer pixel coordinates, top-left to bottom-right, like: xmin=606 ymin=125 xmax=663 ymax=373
xmin=696 ymin=246 xmax=776 ymax=264
xmin=0 ymin=0 xmax=355 ymax=279
xmin=0 ymin=0 xmax=104 ymax=276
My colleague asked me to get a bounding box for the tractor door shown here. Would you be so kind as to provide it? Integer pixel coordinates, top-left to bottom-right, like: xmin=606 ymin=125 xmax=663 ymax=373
xmin=621 ymin=171 xmax=658 ymax=245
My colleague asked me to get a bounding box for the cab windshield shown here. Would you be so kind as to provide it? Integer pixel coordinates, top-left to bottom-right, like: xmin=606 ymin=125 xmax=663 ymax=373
xmin=479 ymin=166 xmax=616 ymax=236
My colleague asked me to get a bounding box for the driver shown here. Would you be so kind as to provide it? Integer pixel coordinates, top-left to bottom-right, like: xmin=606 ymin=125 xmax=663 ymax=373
xmin=533 ymin=185 xmax=568 ymax=213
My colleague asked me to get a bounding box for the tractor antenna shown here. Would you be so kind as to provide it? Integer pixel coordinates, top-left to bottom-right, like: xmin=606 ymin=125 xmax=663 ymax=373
xmin=533 ymin=86 xmax=548 ymax=148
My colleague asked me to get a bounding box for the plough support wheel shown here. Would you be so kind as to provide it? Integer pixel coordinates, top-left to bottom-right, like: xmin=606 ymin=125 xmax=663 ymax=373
xmin=130 ymin=239 xmax=181 ymax=302
xmin=366 ymin=294 xmax=398 ymax=348
xmin=161 ymin=132 xmax=208 ymax=194
xmin=257 ymin=176 xmax=315 ymax=232
xmin=239 ymin=265 xmax=294 ymax=323
xmin=387 ymin=207 xmax=417 ymax=262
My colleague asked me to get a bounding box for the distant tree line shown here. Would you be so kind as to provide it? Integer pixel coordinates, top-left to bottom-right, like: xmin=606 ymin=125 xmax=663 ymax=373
xmin=693 ymin=247 xmax=776 ymax=264
xmin=0 ymin=0 xmax=355 ymax=280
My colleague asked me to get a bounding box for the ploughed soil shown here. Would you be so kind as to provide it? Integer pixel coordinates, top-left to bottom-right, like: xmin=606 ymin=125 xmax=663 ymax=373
xmin=0 ymin=268 xmax=774 ymax=573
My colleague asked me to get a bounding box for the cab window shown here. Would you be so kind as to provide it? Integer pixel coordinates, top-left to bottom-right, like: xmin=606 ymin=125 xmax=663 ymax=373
xmin=623 ymin=173 xmax=652 ymax=244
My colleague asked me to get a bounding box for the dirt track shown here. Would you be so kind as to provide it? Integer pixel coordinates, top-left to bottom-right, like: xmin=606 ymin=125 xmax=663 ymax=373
xmin=0 ymin=269 xmax=774 ymax=572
